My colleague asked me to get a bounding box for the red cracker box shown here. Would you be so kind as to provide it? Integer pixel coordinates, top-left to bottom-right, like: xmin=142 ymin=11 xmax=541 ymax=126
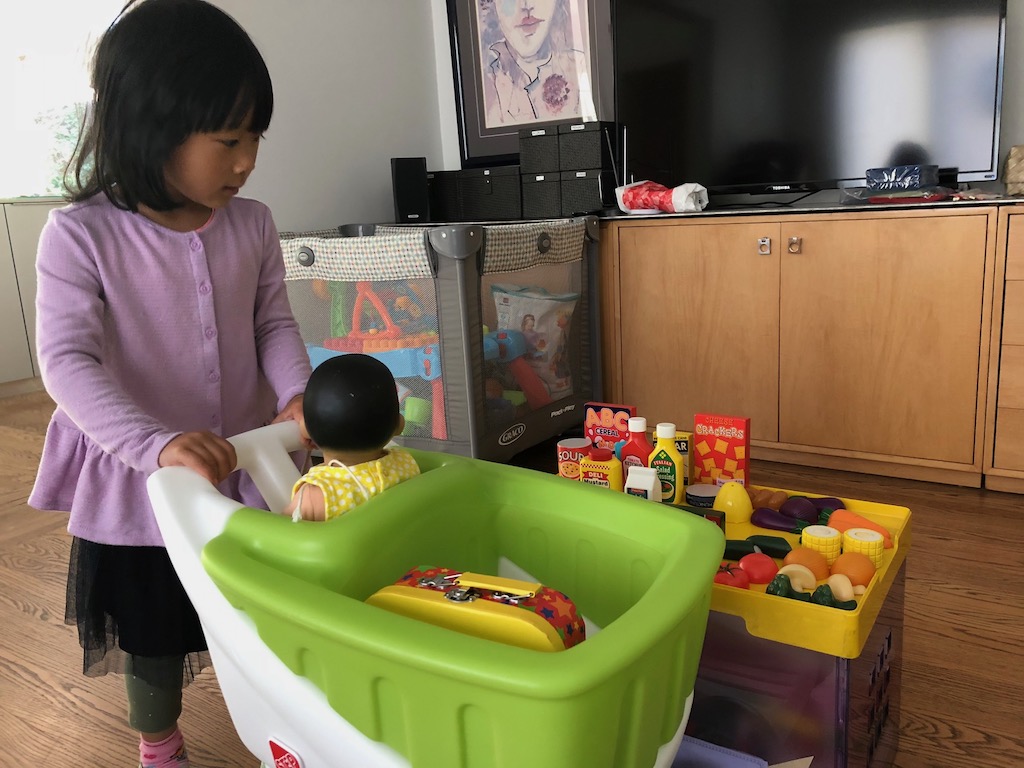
xmin=584 ymin=402 xmax=637 ymax=450
xmin=693 ymin=414 xmax=751 ymax=486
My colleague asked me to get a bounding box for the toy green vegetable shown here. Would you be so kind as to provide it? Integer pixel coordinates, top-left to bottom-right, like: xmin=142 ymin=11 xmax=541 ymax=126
xmin=765 ymin=573 xmax=810 ymax=601
xmin=810 ymin=584 xmax=858 ymax=611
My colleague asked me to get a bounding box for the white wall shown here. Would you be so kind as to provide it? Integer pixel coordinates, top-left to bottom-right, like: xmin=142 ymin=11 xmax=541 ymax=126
xmin=213 ymin=0 xmax=460 ymax=231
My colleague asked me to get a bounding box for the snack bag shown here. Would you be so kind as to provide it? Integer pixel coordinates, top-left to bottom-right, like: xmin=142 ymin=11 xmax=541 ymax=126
xmin=492 ymin=284 xmax=579 ymax=401
xmin=615 ymin=180 xmax=709 ymax=213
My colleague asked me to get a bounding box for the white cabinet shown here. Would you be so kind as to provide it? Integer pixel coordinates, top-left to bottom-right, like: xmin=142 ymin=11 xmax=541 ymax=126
xmin=0 ymin=200 xmax=61 ymax=384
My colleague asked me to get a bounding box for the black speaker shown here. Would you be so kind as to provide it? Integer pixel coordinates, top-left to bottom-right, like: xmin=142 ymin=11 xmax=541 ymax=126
xmin=427 ymin=170 xmax=461 ymax=222
xmin=521 ymin=173 xmax=562 ymax=219
xmin=557 ymin=122 xmax=616 ymax=172
xmin=391 ymin=157 xmax=430 ymax=223
xmin=459 ymin=165 xmax=522 ymax=221
xmin=518 ymin=126 xmax=561 ymax=174
xmin=560 ymin=169 xmax=616 ymax=216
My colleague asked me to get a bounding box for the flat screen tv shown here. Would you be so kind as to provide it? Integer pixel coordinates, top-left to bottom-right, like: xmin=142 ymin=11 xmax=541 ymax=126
xmin=614 ymin=0 xmax=1007 ymax=195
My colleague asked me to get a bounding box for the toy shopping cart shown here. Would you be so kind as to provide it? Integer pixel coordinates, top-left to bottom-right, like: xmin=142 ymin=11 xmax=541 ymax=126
xmin=147 ymin=423 xmax=724 ymax=768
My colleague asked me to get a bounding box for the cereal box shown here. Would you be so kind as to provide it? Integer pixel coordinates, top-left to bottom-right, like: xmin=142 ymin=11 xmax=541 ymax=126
xmin=693 ymin=414 xmax=751 ymax=486
xmin=675 ymin=430 xmax=694 ymax=487
xmin=583 ymin=402 xmax=636 ymax=450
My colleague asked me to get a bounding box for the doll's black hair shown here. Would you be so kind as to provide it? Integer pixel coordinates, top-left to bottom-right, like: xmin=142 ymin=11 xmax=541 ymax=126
xmin=304 ymin=354 xmax=402 ymax=453
xmin=66 ymin=0 xmax=273 ymax=211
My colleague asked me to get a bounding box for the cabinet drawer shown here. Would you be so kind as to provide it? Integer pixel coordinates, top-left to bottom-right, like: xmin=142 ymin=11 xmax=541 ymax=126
xmin=1003 ymin=282 xmax=1024 ymax=346
xmin=994 ymin=408 xmax=1024 ymax=469
xmin=1009 ymin=219 xmax=1024 ymax=280
xmin=997 ymin=345 xmax=1024 ymax=409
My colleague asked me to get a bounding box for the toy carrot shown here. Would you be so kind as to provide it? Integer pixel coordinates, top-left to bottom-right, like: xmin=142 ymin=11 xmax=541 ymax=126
xmin=820 ymin=508 xmax=893 ymax=549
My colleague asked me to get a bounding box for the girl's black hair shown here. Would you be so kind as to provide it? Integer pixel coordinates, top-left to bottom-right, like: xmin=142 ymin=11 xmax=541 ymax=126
xmin=303 ymin=355 xmax=402 ymax=453
xmin=66 ymin=0 xmax=273 ymax=211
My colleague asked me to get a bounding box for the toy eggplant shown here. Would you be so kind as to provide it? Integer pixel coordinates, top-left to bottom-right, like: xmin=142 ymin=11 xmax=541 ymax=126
xmin=751 ymin=506 xmax=810 ymax=534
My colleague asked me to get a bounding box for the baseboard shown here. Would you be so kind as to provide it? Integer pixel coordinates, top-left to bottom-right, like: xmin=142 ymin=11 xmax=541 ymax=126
xmin=0 ymin=377 xmax=45 ymax=399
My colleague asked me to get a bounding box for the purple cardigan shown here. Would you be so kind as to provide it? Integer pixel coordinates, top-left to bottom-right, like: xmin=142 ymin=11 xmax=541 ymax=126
xmin=29 ymin=194 xmax=312 ymax=546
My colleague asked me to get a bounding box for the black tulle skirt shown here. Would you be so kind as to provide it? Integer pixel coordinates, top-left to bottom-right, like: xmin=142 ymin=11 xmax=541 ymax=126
xmin=65 ymin=537 xmax=211 ymax=688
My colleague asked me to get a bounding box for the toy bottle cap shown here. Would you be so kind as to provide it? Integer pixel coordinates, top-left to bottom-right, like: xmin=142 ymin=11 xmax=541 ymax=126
xmin=589 ymin=447 xmax=615 ymax=461
xmin=656 ymin=422 xmax=677 ymax=439
xmin=628 ymin=416 xmax=647 ymax=433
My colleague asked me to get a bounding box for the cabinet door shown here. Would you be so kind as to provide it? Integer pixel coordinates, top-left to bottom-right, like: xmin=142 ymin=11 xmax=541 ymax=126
xmin=0 ymin=207 xmax=35 ymax=383
xmin=993 ymin=215 xmax=1024 ymax=470
xmin=779 ymin=214 xmax=989 ymax=462
xmin=617 ymin=222 xmax=780 ymax=441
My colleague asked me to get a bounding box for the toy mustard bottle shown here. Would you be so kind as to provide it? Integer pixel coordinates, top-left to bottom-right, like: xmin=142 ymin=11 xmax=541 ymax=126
xmin=648 ymin=422 xmax=686 ymax=504
xmin=619 ymin=416 xmax=655 ymax=477
xmin=579 ymin=446 xmax=624 ymax=491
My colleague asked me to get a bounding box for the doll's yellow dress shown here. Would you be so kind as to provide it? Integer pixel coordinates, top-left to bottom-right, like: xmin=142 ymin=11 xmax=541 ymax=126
xmin=291 ymin=448 xmax=420 ymax=521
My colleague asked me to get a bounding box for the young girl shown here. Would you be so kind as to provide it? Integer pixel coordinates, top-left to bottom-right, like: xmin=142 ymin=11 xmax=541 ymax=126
xmin=285 ymin=354 xmax=420 ymax=522
xmin=28 ymin=1 xmax=312 ymax=766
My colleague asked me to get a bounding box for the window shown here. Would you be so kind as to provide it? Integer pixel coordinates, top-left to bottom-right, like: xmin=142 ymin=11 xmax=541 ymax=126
xmin=0 ymin=1 xmax=124 ymax=198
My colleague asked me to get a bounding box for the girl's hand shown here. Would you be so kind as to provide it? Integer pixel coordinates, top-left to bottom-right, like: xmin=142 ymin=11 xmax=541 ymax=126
xmin=159 ymin=431 xmax=237 ymax=485
xmin=272 ymin=394 xmax=314 ymax=449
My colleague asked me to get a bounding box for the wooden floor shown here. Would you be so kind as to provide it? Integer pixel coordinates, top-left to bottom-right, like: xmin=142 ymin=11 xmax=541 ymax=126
xmin=0 ymin=388 xmax=1021 ymax=768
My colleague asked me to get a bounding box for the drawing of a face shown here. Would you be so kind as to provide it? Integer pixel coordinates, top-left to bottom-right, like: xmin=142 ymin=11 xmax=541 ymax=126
xmin=496 ymin=0 xmax=558 ymax=60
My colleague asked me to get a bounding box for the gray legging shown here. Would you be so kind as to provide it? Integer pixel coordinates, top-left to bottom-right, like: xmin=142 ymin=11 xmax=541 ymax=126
xmin=124 ymin=654 xmax=184 ymax=733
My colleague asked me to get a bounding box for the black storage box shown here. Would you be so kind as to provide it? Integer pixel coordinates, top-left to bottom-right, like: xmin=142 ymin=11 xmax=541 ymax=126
xmin=521 ymin=173 xmax=562 ymax=219
xmin=459 ymin=165 xmax=522 ymax=221
xmin=560 ymin=169 xmax=615 ymax=216
xmin=518 ymin=126 xmax=561 ymax=174
xmin=558 ymin=122 xmax=616 ymax=172
xmin=428 ymin=170 xmax=461 ymax=222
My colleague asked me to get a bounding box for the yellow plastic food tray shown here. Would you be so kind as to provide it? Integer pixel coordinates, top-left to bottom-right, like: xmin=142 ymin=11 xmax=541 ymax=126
xmin=710 ymin=487 xmax=911 ymax=659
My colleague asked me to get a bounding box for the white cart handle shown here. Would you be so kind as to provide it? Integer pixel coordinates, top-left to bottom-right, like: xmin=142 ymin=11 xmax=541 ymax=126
xmin=227 ymin=421 xmax=306 ymax=514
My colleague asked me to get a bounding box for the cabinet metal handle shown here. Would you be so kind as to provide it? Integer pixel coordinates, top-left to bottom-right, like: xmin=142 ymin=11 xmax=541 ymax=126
xmin=757 ymin=237 xmax=772 ymax=255
xmin=788 ymin=236 xmax=803 ymax=254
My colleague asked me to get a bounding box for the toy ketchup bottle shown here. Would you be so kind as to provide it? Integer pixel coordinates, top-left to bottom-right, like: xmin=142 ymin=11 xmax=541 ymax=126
xmin=648 ymin=422 xmax=686 ymax=504
xmin=579 ymin=446 xmax=624 ymax=491
xmin=620 ymin=417 xmax=655 ymax=477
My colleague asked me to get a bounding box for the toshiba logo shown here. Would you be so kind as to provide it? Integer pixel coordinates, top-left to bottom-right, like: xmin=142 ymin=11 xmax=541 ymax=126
xmin=769 ymin=185 xmax=792 ymax=191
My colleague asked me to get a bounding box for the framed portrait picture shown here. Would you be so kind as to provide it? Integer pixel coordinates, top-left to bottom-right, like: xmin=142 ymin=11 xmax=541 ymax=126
xmin=447 ymin=0 xmax=613 ymax=167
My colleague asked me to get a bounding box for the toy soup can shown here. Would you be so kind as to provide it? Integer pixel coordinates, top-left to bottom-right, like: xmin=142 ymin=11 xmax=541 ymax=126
xmin=557 ymin=437 xmax=591 ymax=480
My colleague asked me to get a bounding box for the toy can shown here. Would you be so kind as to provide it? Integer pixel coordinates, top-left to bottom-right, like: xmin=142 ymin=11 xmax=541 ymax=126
xmin=557 ymin=437 xmax=591 ymax=480
xmin=685 ymin=483 xmax=719 ymax=508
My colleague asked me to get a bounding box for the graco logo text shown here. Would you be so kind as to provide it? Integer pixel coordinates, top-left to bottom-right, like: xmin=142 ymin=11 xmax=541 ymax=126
xmin=499 ymin=423 xmax=527 ymax=445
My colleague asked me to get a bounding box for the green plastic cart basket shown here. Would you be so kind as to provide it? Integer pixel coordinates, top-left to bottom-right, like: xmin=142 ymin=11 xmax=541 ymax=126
xmin=148 ymin=422 xmax=725 ymax=768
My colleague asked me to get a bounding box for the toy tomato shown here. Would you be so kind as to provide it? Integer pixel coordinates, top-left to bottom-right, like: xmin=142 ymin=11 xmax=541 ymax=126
xmin=714 ymin=562 xmax=750 ymax=589
xmin=738 ymin=552 xmax=779 ymax=584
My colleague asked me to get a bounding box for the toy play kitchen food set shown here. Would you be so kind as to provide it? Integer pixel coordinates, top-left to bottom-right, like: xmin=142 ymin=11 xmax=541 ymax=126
xmin=566 ymin=408 xmax=911 ymax=768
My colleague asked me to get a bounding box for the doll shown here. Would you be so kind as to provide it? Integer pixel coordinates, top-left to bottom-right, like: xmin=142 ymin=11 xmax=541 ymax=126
xmin=286 ymin=354 xmax=420 ymax=522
